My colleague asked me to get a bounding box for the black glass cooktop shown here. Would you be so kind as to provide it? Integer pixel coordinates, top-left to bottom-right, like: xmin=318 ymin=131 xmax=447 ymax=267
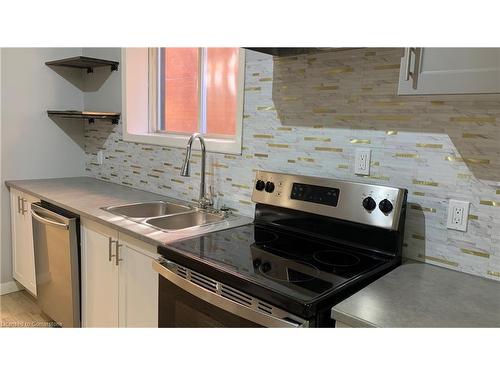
xmin=159 ymin=223 xmax=393 ymax=314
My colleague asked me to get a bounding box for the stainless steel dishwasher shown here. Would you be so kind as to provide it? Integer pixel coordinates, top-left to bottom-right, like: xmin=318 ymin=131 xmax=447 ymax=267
xmin=31 ymin=202 xmax=80 ymax=328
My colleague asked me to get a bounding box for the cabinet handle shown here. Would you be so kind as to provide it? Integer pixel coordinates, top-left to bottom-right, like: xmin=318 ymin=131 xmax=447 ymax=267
xmin=115 ymin=241 xmax=123 ymax=266
xmin=108 ymin=238 xmax=117 ymax=262
xmin=17 ymin=196 xmax=22 ymax=214
xmin=405 ymin=47 xmax=413 ymax=81
xmin=411 ymin=48 xmax=421 ymax=89
xmin=405 ymin=47 xmax=422 ymax=89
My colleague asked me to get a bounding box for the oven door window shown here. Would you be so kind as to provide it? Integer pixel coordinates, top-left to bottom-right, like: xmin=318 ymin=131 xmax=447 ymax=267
xmin=158 ymin=276 xmax=262 ymax=328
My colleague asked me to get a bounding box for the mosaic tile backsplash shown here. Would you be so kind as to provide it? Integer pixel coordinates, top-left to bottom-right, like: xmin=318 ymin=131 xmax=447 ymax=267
xmin=85 ymin=48 xmax=500 ymax=281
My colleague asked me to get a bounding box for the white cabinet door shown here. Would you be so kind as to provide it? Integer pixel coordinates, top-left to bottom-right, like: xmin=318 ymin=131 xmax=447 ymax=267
xmin=81 ymin=219 xmax=119 ymax=328
xmin=11 ymin=190 xmax=27 ymax=290
xmin=118 ymin=233 xmax=158 ymax=328
xmin=10 ymin=189 xmax=39 ymax=296
xmin=81 ymin=219 xmax=159 ymax=328
xmin=398 ymin=48 xmax=500 ymax=95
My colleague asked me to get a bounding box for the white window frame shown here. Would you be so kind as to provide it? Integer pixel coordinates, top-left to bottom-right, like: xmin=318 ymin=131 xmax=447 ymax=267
xmin=122 ymin=48 xmax=245 ymax=155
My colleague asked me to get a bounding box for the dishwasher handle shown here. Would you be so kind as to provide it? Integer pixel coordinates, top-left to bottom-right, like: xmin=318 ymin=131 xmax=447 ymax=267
xmin=31 ymin=204 xmax=71 ymax=230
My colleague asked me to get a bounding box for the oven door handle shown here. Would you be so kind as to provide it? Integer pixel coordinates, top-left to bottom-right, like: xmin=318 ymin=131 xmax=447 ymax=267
xmin=153 ymin=259 xmax=308 ymax=328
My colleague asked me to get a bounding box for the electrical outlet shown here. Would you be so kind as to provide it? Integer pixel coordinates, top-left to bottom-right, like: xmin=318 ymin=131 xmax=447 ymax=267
xmin=354 ymin=148 xmax=371 ymax=175
xmin=447 ymin=199 xmax=469 ymax=232
xmin=96 ymin=150 xmax=104 ymax=165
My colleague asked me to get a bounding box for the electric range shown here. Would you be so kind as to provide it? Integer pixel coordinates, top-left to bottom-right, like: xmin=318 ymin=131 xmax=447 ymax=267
xmin=155 ymin=171 xmax=407 ymax=327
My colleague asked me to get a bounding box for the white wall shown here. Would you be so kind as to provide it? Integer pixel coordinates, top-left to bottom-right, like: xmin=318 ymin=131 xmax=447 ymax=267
xmin=0 ymin=48 xmax=86 ymax=286
xmin=82 ymin=48 xmax=122 ymax=112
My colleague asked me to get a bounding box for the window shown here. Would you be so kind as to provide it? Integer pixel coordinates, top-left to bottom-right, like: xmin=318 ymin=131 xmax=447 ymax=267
xmin=122 ymin=48 xmax=245 ymax=154
xmin=158 ymin=48 xmax=199 ymax=134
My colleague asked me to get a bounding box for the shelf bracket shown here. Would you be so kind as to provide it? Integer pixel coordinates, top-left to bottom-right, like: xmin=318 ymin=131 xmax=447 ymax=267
xmin=111 ymin=64 xmax=119 ymax=72
xmin=86 ymin=67 xmax=94 ymax=74
xmin=88 ymin=118 xmax=95 ymax=124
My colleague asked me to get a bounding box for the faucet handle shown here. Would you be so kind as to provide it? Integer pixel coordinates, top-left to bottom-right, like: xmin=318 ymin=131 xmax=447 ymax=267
xmin=219 ymin=204 xmax=234 ymax=218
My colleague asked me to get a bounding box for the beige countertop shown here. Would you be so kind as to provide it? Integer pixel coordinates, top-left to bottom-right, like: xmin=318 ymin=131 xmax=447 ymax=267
xmin=331 ymin=262 xmax=500 ymax=327
xmin=6 ymin=177 xmax=253 ymax=248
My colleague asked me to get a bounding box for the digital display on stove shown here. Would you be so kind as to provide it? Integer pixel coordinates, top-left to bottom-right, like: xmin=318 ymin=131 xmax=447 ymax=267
xmin=290 ymin=183 xmax=340 ymax=207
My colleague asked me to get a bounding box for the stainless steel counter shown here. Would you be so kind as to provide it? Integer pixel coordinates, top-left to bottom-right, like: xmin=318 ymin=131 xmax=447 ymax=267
xmin=331 ymin=262 xmax=500 ymax=327
xmin=6 ymin=177 xmax=253 ymax=247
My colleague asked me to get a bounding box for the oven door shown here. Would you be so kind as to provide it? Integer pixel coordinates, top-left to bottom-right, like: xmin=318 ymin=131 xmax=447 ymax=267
xmin=153 ymin=259 xmax=308 ymax=328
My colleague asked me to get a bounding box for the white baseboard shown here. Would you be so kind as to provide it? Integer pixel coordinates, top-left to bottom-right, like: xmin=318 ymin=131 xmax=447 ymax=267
xmin=0 ymin=280 xmax=24 ymax=296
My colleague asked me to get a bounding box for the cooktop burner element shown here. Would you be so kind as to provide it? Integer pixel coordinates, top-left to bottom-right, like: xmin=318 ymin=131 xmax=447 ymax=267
xmin=158 ymin=170 xmax=408 ymax=325
xmin=257 ymin=260 xmax=320 ymax=283
xmin=313 ymin=250 xmax=361 ymax=267
xmin=254 ymin=229 xmax=279 ymax=244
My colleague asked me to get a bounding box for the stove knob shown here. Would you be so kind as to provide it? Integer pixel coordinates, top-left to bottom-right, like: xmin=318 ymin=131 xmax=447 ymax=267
xmin=379 ymin=199 xmax=393 ymax=214
xmin=261 ymin=262 xmax=271 ymax=272
xmin=255 ymin=180 xmax=266 ymax=191
xmin=265 ymin=181 xmax=275 ymax=193
xmin=362 ymin=196 xmax=376 ymax=211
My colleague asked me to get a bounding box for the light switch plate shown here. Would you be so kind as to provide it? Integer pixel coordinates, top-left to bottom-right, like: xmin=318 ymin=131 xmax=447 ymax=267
xmin=354 ymin=148 xmax=371 ymax=175
xmin=447 ymin=199 xmax=469 ymax=232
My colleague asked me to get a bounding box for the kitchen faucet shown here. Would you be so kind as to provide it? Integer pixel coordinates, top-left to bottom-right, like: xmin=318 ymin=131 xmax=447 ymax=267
xmin=180 ymin=133 xmax=213 ymax=209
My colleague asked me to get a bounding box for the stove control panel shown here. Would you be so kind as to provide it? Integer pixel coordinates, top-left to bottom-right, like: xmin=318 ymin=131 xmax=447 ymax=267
xmin=291 ymin=183 xmax=340 ymax=207
xmin=251 ymin=171 xmax=407 ymax=231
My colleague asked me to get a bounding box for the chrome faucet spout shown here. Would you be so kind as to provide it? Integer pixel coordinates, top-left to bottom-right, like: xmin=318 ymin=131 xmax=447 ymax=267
xmin=180 ymin=147 xmax=191 ymax=177
xmin=180 ymin=133 xmax=212 ymax=208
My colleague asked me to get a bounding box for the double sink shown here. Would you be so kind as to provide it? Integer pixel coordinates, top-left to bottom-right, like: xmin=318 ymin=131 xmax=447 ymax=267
xmin=102 ymin=201 xmax=227 ymax=231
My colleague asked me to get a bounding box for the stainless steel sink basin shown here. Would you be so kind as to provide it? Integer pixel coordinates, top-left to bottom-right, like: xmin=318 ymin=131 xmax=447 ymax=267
xmin=146 ymin=210 xmax=226 ymax=231
xmin=104 ymin=201 xmax=192 ymax=219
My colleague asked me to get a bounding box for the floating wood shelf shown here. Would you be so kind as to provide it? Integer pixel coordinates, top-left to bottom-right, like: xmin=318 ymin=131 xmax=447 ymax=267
xmin=47 ymin=110 xmax=121 ymax=124
xmin=45 ymin=56 xmax=119 ymax=73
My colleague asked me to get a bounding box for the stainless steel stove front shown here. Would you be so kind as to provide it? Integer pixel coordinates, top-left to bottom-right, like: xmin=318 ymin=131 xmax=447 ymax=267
xmin=154 ymin=258 xmax=309 ymax=328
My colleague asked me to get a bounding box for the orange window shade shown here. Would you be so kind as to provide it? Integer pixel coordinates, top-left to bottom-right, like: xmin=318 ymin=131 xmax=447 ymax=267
xmin=163 ymin=48 xmax=199 ymax=133
xmin=205 ymin=48 xmax=239 ymax=136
